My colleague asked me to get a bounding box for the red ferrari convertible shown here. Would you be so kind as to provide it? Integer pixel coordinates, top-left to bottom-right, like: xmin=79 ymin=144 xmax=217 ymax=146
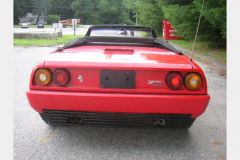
xmin=26 ymin=25 xmax=210 ymax=128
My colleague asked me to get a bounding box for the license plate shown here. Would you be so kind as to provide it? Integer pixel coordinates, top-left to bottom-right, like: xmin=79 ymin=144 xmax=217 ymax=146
xmin=100 ymin=70 xmax=135 ymax=89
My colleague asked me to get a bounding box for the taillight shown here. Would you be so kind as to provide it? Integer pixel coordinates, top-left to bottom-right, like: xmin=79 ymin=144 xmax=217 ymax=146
xmin=35 ymin=69 xmax=52 ymax=86
xmin=166 ymin=72 xmax=183 ymax=90
xmin=184 ymin=73 xmax=202 ymax=90
xmin=53 ymin=69 xmax=70 ymax=86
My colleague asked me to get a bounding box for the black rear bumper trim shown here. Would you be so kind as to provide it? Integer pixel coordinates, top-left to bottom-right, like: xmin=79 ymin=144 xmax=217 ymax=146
xmin=40 ymin=110 xmax=195 ymax=128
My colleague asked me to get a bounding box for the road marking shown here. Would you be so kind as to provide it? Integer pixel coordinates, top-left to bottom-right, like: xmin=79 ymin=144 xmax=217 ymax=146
xmin=38 ymin=129 xmax=56 ymax=143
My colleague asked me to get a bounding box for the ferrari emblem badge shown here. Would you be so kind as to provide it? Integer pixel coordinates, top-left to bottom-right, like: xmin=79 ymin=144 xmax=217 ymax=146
xmin=78 ymin=75 xmax=84 ymax=83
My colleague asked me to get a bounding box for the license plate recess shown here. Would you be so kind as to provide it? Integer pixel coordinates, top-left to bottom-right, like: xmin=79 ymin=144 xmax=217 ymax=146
xmin=100 ymin=70 xmax=135 ymax=89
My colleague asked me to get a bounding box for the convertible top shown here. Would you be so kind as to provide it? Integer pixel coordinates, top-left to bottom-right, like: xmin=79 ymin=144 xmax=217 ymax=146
xmin=56 ymin=25 xmax=182 ymax=55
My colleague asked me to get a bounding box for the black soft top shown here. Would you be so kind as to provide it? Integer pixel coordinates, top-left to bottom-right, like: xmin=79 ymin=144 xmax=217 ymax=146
xmin=56 ymin=25 xmax=182 ymax=55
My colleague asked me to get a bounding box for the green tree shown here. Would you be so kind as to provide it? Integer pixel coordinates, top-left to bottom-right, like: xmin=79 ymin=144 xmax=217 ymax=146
xmin=71 ymin=0 xmax=100 ymax=24
xmin=195 ymin=0 xmax=226 ymax=39
xmin=125 ymin=0 xmax=164 ymax=35
xmin=31 ymin=0 xmax=47 ymax=23
xmin=160 ymin=0 xmax=226 ymax=47
xmin=137 ymin=0 xmax=164 ymax=35
xmin=14 ymin=0 xmax=31 ymax=24
xmin=124 ymin=0 xmax=139 ymax=25
xmin=47 ymin=0 xmax=75 ymax=20
xmin=161 ymin=3 xmax=199 ymax=40
xmin=157 ymin=0 xmax=194 ymax=6
xmin=98 ymin=0 xmax=128 ymax=24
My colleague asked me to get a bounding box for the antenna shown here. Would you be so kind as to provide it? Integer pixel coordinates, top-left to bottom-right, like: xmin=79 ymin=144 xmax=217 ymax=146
xmin=190 ymin=0 xmax=205 ymax=61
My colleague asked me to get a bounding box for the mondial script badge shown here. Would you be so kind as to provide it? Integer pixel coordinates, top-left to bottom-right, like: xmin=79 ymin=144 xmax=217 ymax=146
xmin=148 ymin=80 xmax=163 ymax=87
xmin=78 ymin=75 xmax=84 ymax=83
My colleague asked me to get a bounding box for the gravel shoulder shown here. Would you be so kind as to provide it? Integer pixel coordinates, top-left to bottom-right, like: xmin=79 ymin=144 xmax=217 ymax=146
xmin=171 ymin=43 xmax=226 ymax=76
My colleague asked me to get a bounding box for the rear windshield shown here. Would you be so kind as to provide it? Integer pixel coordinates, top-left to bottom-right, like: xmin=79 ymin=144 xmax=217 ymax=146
xmin=90 ymin=29 xmax=153 ymax=38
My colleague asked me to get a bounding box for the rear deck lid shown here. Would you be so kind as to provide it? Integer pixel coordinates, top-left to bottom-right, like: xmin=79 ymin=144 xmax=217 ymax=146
xmin=44 ymin=46 xmax=192 ymax=71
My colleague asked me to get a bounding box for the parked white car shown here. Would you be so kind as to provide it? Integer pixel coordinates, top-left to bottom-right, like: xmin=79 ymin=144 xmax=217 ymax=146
xmin=21 ymin=23 xmax=28 ymax=28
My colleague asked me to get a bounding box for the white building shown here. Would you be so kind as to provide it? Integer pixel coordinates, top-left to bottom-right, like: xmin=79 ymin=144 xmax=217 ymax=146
xmin=19 ymin=13 xmax=47 ymax=25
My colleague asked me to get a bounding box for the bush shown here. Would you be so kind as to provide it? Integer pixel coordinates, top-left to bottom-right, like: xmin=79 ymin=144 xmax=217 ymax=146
xmin=47 ymin=15 xmax=60 ymax=24
xmin=122 ymin=19 xmax=135 ymax=25
xmin=161 ymin=0 xmax=226 ymax=48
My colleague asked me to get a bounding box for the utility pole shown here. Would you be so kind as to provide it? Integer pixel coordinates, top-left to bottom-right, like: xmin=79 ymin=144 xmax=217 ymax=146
xmin=74 ymin=20 xmax=76 ymax=36
xmin=136 ymin=12 xmax=138 ymax=25
xmin=136 ymin=0 xmax=138 ymax=26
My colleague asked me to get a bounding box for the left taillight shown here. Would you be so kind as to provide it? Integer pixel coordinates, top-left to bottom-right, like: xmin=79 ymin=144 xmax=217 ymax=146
xmin=165 ymin=72 xmax=183 ymax=90
xmin=53 ymin=69 xmax=70 ymax=86
xmin=34 ymin=69 xmax=52 ymax=86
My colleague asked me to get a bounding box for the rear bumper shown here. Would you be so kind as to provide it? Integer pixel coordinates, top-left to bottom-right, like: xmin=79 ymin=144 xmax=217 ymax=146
xmin=26 ymin=90 xmax=210 ymax=118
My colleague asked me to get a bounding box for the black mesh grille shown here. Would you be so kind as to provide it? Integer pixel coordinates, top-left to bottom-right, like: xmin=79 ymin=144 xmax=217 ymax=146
xmin=42 ymin=110 xmax=195 ymax=128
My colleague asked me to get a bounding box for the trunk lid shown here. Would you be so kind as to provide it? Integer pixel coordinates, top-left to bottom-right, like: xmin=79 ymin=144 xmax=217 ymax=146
xmin=41 ymin=46 xmax=195 ymax=94
xmin=44 ymin=46 xmax=192 ymax=71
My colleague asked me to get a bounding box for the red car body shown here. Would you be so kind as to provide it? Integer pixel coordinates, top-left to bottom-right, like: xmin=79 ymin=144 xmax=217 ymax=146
xmin=26 ymin=25 xmax=210 ymax=128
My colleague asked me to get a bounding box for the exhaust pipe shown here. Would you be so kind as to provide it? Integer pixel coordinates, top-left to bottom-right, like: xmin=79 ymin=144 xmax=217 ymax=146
xmin=69 ymin=116 xmax=84 ymax=124
xmin=69 ymin=116 xmax=77 ymax=123
xmin=152 ymin=118 xmax=166 ymax=126
xmin=77 ymin=116 xmax=83 ymax=123
xmin=159 ymin=119 xmax=165 ymax=126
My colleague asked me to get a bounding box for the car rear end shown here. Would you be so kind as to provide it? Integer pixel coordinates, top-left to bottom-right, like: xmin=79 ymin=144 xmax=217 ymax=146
xmin=26 ymin=45 xmax=210 ymax=128
xmin=21 ymin=23 xmax=28 ymax=28
xmin=37 ymin=23 xmax=44 ymax=28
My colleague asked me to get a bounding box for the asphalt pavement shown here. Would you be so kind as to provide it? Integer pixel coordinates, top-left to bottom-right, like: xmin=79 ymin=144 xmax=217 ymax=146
xmin=13 ymin=44 xmax=226 ymax=160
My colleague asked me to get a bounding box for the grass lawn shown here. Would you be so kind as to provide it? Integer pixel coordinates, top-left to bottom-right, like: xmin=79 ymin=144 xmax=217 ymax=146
xmin=167 ymin=40 xmax=226 ymax=64
xmin=14 ymin=35 xmax=84 ymax=46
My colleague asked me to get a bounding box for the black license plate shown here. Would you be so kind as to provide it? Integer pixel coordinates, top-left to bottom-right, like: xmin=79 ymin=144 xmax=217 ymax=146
xmin=100 ymin=70 xmax=135 ymax=89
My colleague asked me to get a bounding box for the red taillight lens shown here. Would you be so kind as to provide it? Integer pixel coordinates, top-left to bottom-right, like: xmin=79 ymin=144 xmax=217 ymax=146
xmin=53 ymin=69 xmax=70 ymax=86
xmin=166 ymin=72 xmax=183 ymax=90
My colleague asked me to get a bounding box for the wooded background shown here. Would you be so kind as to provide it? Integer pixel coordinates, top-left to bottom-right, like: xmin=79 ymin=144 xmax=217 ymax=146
xmin=14 ymin=0 xmax=226 ymax=48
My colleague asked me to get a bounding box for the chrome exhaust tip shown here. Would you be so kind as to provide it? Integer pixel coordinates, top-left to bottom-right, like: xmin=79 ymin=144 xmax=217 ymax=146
xmin=77 ymin=116 xmax=83 ymax=123
xmin=69 ymin=116 xmax=77 ymax=123
xmin=159 ymin=119 xmax=165 ymax=126
xmin=152 ymin=118 xmax=166 ymax=126
xmin=69 ymin=116 xmax=84 ymax=124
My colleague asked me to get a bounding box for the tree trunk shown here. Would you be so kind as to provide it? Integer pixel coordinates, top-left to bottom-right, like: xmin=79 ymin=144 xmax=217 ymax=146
xmin=37 ymin=14 xmax=41 ymax=24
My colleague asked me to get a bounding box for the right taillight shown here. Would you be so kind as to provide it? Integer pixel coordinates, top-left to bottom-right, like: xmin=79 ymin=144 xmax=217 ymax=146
xmin=184 ymin=73 xmax=202 ymax=90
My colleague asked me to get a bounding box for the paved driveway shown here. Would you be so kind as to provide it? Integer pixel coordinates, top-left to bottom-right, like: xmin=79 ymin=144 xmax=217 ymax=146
xmin=13 ymin=45 xmax=226 ymax=160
